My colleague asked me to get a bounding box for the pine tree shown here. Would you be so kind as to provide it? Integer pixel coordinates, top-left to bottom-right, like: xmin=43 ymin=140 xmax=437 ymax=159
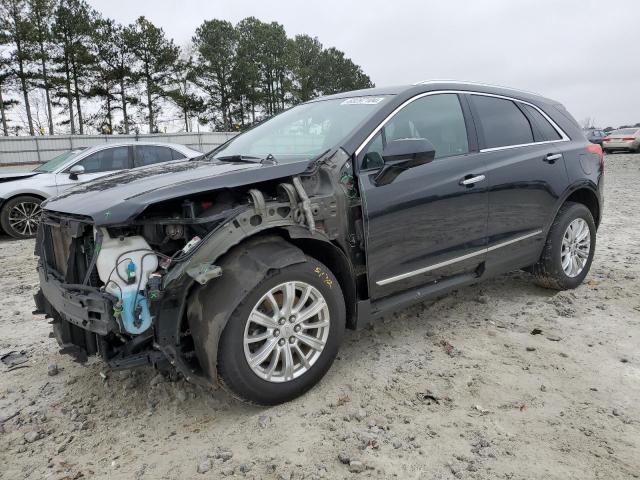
xmin=0 ymin=55 xmax=20 ymax=136
xmin=27 ymin=0 xmax=54 ymax=134
xmin=288 ymin=34 xmax=323 ymax=103
xmin=192 ymin=19 xmax=237 ymax=130
xmin=51 ymin=0 xmax=94 ymax=134
xmin=125 ymin=16 xmax=178 ymax=133
xmin=90 ymin=17 xmax=136 ymax=134
xmin=166 ymin=44 xmax=204 ymax=132
xmin=0 ymin=0 xmax=35 ymax=135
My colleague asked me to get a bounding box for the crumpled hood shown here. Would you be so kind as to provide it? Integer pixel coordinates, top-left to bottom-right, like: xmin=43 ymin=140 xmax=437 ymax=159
xmin=0 ymin=171 xmax=40 ymax=183
xmin=43 ymin=158 xmax=312 ymax=225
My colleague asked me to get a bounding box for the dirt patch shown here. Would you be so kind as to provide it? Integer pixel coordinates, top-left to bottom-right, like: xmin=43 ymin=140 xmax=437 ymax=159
xmin=1 ymin=154 xmax=639 ymax=479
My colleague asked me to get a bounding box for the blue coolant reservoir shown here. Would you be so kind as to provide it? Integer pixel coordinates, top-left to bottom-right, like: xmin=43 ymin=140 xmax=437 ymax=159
xmin=119 ymin=290 xmax=153 ymax=334
xmin=95 ymin=229 xmax=159 ymax=335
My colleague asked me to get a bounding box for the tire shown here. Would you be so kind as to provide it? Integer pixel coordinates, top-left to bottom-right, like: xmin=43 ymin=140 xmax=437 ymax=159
xmin=0 ymin=195 xmax=43 ymax=239
xmin=217 ymin=256 xmax=345 ymax=405
xmin=603 ymin=149 xmax=611 ymax=154
xmin=531 ymin=202 xmax=596 ymax=290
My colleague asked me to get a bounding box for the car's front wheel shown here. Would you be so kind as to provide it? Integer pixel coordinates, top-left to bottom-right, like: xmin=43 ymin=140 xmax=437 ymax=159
xmin=0 ymin=195 xmax=43 ymax=239
xmin=531 ymin=202 xmax=596 ymax=290
xmin=217 ymin=257 xmax=345 ymax=405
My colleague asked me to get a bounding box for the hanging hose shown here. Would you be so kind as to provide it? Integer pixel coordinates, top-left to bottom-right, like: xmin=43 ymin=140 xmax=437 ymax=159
xmin=292 ymin=176 xmax=315 ymax=233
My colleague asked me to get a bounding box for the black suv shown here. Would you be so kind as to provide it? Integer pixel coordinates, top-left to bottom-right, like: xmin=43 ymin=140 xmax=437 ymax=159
xmin=34 ymin=81 xmax=604 ymax=405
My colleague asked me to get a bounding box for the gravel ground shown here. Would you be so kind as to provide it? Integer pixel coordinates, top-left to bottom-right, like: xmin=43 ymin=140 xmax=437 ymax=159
xmin=1 ymin=153 xmax=639 ymax=480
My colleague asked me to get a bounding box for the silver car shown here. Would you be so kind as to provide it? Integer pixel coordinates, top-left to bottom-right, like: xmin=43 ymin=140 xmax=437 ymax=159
xmin=0 ymin=142 xmax=202 ymax=238
xmin=602 ymin=128 xmax=640 ymax=153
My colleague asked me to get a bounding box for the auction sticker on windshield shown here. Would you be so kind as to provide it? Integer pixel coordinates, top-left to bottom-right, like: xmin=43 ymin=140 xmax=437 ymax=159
xmin=340 ymin=96 xmax=386 ymax=105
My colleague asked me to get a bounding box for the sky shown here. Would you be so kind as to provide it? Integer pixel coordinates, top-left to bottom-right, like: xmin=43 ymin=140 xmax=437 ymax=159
xmin=87 ymin=0 xmax=636 ymax=129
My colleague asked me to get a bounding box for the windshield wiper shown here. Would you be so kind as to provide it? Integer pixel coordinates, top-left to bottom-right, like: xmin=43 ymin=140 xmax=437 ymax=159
xmin=214 ymin=154 xmax=264 ymax=164
xmin=215 ymin=154 xmax=278 ymax=165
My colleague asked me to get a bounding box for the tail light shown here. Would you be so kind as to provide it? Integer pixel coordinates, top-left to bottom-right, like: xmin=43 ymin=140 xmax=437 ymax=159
xmin=587 ymin=143 xmax=604 ymax=172
xmin=622 ymin=137 xmax=635 ymax=141
xmin=603 ymin=137 xmax=610 ymax=141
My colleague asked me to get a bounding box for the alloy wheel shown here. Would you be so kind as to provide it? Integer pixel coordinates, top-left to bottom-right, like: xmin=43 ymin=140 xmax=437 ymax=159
xmin=8 ymin=201 xmax=42 ymax=237
xmin=561 ymin=218 xmax=591 ymax=277
xmin=243 ymin=281 xmax=330 ymax=383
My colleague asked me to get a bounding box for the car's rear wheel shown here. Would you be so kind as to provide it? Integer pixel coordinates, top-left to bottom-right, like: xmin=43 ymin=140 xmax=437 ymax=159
xmin=217 ymin=256 xmax=345 ymax=405
xmin=0 ymin=195 xmax=43 ymax=239
xmin=531 ymin=202 xmax=596 ymax=290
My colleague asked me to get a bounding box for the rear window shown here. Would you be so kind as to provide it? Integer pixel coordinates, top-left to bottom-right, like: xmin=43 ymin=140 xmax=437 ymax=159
xmin=471 ymin=95 xmax=534 ymax=149
xmin=522 ymin=104 xmax=562 ymax=141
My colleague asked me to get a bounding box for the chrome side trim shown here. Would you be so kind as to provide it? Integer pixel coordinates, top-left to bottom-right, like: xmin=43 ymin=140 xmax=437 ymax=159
xmin=355 ymin=90 xmax=569 ymax=157
xmin=486 ymin=230 xmax=543 ymax=252
xmin=375 ymin=229 xmax=544 ymax=286
xmin=479 ymin=140 xmax=563 ymax=153
xmin=375 ymin=248 xmax=486 ymax=286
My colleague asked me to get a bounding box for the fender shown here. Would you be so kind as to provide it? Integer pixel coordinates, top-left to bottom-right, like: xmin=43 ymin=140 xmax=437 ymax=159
xmin=186 ymin=235 xmax=307 ymax=384
xmin=546 ymin=179 xmax=601 ymax=234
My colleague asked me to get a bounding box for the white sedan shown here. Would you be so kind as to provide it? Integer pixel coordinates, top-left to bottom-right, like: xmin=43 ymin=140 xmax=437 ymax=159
xmin=0 ymin=142 xmax=202 ymax=238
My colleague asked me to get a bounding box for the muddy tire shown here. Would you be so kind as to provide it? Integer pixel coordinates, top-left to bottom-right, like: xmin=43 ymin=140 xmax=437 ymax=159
xmin=217 ymin=256 xmax=345 ymax=405
xmin=531 ymin=202 xmax=596 ymax=290
xmin=0 ymin=195 xmax=43 ymax=239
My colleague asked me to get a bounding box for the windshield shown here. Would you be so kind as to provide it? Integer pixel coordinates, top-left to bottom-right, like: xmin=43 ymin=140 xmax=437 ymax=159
xmin=609 ymin=128 xmax=639 ymax=136
xmin=34 ymin=149 xmax=86 ymax=172
xmin=211 ymin=96 xmax=391 ymax=162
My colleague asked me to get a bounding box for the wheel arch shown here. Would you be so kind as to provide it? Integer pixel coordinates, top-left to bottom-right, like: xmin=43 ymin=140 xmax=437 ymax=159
xmin=186 ymin=232 xmax=347 ymax=384
xmin=279 ymin=226 xmax=357 ymax=330
xmin=552 ymin=182 xmax=601 ymax=230
xmin=1 ymin=191 xmax=47 ymax=205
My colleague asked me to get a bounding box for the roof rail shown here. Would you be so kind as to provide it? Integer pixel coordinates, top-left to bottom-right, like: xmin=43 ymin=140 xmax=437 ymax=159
xmin=412 ymin=79 xmax=540 ymax=96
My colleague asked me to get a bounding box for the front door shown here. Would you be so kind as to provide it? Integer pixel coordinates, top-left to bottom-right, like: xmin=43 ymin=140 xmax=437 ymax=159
xmin=358 ymin=93 xmax=489 ymax=299
xmin=55 ymin=145 xmax=133 ymax=193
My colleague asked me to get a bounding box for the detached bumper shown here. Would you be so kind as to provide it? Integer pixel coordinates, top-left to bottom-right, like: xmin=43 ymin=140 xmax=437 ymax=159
xmin=35 ymin=266 xmax=116 ymax=336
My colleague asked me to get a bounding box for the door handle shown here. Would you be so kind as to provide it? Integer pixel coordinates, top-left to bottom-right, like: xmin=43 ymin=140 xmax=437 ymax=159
xmin=459 ymin=174 xmax=486 ymax=186
xmin=544 ymin=153 xmax=562 ymax=164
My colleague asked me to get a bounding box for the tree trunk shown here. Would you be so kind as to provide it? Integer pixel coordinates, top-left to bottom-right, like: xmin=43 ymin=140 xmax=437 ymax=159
xmin=0 ymin=84 xmax=8 ymax=136
xmin=106 ymin=87 xmax=112 ymax=134
xmin=184 ymin=108 xmax=189 ymax=132
xmin=15 ymin=49 xmax=34 ymax=135
xmin=39 ymin=45 xmax=54 ymax=134
xmin=63 ymin=54 xmax=75 ymax=134
xmin=144 ymin=62 xmax=153 ymax=133
xmin=11 ymin=6 xmax=34 ymax=136
xmin=119 ymin=77 xmax=129 ymax=134
xmin=71 ymin=58 xmax=83 ymax=134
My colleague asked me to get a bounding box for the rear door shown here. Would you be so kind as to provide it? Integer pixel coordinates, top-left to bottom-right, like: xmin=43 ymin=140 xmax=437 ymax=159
xmin=358 ymin=92 xmax=489 ymax=299
xmin=468 ymin=94 xmax=569 ymax=273
xmin=133 ymin=145 xmax=185 ymax=168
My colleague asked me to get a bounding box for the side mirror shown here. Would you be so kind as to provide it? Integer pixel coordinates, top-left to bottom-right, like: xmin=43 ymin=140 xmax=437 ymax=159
xmin=372 ymin=138 xmax=436 ymax=186
xmin=68 ymin=164 xmax=85 ymax=180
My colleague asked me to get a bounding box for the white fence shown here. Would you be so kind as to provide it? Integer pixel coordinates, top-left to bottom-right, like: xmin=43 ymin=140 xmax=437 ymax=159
xmin=0 ymin=132 xmax=237 ymax=165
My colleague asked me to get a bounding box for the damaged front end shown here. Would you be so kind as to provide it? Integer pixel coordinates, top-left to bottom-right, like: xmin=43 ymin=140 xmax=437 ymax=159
xmin=34 ymin=148 xmax=362 ymax=386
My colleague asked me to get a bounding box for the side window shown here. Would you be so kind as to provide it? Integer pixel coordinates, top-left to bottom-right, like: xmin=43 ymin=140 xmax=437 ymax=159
xmin=135 ymin=146 xmax=175 ymax=167
xmin=361 ymin=93 xmax=469 ymax=168
xmin=471 ymin=95 xmax=534 ymax=149
xmin=521 ymin=104 xmax=562 ymax=141
xmin=171 ymin=149 xmax=186 ymax=160
xmin=74 ymin=146 xmax=129 ymax=173
xmin=362 ymin=132 xmax=384 ymax=169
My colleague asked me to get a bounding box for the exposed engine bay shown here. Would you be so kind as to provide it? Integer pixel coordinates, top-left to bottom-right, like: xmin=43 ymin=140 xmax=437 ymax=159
xmin=34 ymin=149 xmax=364 ymax=385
